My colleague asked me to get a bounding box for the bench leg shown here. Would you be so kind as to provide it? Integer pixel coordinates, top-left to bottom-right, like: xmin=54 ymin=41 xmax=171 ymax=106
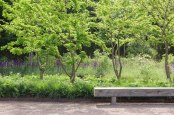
xmin=111 ymin=97 xmax=117 ymax=104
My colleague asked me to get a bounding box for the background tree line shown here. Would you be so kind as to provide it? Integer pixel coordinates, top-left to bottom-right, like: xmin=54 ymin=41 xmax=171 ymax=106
xmin=0 ymin=0 xmax=174 ymax=82
xmin=0 ymin=0 xmax=171 ymax=59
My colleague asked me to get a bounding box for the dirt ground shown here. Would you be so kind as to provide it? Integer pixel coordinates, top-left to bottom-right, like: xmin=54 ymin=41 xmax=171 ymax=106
xmin=0 ymin=101 xmax=174 ymax=115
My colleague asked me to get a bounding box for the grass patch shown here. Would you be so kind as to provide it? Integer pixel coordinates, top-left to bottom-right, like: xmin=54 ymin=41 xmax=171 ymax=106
xmin=0 ymin=74 xmax=173 ymax=99
xmin=0 ymin=56 xmax=174 ymax=98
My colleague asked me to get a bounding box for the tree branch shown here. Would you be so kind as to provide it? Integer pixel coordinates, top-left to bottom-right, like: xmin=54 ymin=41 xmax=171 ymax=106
xmin=58 ymin=58 xmax=71 ymax=78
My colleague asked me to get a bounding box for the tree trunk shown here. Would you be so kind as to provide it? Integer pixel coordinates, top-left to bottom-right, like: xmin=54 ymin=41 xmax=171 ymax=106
xmin=164 ymin=41 xmax=172 ymax=82
xmin=70 ymin=52 xmax=76 ymax=83
xmin=111 ymin=39 xmax=122 ymax=80
xmin=39 ymin=64 xmax=45 ymax=80
xmin=111 ymin=58 xmax=118 ymax=79
xmin=36 ymin=53 xmax=45 ymax=80
xmin=111 ymin=55 xmax=122 ymax=80
xmin=70 ymin=63 xmax=76 ymax=83
xmin=21 ymin=62 xmax=27 ymax=77
xmin=70 ymin=71 xmax=75 ymax=83
xmin=111 ymin=47 xmax=119 ymax=80
xmin=118 ymin=55 xmax=122 ymax=79
xmin=123 ymin=44 xmax=126 ymax=57
xmin=117 ymin=39 xmax=122 ymax=80
xmin=29 ymin=52 xmax=33 ymax=67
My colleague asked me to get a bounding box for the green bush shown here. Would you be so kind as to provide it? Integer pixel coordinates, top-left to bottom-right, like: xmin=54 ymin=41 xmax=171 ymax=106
xmin=93 ymin=50 xmax=111 ymax=77
xmin=0 ymin=74 xmax=173 ymax=98
xmin=0 ymin=75 xmax=96 ymax=98
xmin=0 ymin=57 xmax=173 ymax=99
xmin=127 ymin=40 xmax=157 ymax=58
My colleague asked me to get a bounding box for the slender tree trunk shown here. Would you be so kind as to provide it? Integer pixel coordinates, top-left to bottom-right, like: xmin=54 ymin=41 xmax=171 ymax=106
xmin=70 ymin=63 xmax=76 ymax=83
xmin=39 ymin=65 xmax=45 ymax=80
xmin=57 ymin=51 xmax=82 ymax=83
xmin=111 ymin=54 xmax=122 ymax=80
xmin=164 ymin=41 xmax=172 ymax=82
xmin=36 ymin=53 xmax=45 ymax=80
xmin=111 ymin=39 xmax=122 ymax=80
xmin=111 ymin=53 xmax=119 ymax=79
xmin=70 ymin=52 xmax=76 ymax=83
xmin=123 ymin=44 xmax=126 ymax=57
xmin=117 ymin=39 xmax=122 ymax=79
xmin=21 ymin=62 xmax=27 ymax=77
xmin=117 ymin=57 xmax=122 ymax=79
xmin=29 ymin=52 xmax=33 ymax=67
xmin=111 ymin=44 xmax=119 ymax=80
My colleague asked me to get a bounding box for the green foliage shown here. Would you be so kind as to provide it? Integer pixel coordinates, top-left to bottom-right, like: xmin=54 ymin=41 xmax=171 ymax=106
xmin=0 ymin=68 xmax=173 ymax=98
xmin=127 ymin=40 xmax=157 ymax=58
xmin=0 ymin=56 xmax=7 ymax=62
xmin=138 ymin=0 xmax=174 ymax=45
xmin=0 ymin=56 xmax=173 ymax=98
xmin=1 ymin=0 xmax=65 ymax=79
xmin=1 ymin=0 xmax=174 ymax=85
xmin=95 ymin=0 xmax=145 ymax=45
xmin=94 ymin=0 xmax=147 ymax=79
xmin=162 ymin=54 xmax=174 ymax=64
xmin=138 ymin=0 xmax=174 ymax=81
xmin=1 ymin=0 xmax=95 ymax=81
xmin=93 ymin=50 xmax=111 ymax=77
xmin=0 ymin=75 xmax=95 ymax=98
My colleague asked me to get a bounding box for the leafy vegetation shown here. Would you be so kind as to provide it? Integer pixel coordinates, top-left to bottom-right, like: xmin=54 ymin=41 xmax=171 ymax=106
xmin=0 ymin=53 xmax=174 ymax=98
xmin=0 ymin=57 xmax=173 ymax=98
xmin=139 ymin=0 xmax=174 ymax=82
xmin=1 ymin=0 xmax=174 ymax=98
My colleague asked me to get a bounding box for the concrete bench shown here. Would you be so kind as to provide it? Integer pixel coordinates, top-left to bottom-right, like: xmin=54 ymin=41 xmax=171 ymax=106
xmin=94 ymin=87 xmax=174 ymax=104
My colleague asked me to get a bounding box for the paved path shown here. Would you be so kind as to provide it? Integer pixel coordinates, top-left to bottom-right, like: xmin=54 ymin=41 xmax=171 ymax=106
xmin=0 ymin=101 xmax=174 ymax=115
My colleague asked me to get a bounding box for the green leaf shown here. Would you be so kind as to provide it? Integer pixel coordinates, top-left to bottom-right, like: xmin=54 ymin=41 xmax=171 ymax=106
xmin=79 ymin=51 xmax=86 ymax=59
xmin=10 ymin=48 xmax=23 ymax=55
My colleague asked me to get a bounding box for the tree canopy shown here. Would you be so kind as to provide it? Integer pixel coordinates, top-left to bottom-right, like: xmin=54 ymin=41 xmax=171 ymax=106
xmin=1 ymin=0 xmax=174 ymax=82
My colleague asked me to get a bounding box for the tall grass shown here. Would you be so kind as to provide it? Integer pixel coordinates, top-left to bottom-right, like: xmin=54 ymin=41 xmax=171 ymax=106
xmin=0 ymin=54 xmax=173 ymax=86
xmin=0 ymin=54 xmax=174 ymax=98
xmin=122 ymin=56 xmax=167 ymax=83
xmin=0 ymin=73 xmax=172 ymax=98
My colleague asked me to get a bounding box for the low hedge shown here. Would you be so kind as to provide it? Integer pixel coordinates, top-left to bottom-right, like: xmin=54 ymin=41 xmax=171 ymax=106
xmin=0 ymin=75 xmax=173 ymax=98
xmin=0 ymin=75 xmax=95 ymax=98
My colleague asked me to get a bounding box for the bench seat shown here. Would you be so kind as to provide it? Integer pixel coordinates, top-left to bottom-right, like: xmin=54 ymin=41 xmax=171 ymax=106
xmin=94 ymin=87 xmax=174 ymax=104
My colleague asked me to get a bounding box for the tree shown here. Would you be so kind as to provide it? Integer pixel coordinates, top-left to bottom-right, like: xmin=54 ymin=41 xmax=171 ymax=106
xmin=0 ymin=0 xmax=15 ymax=59
xmin=1 ymin=0 xmax=62 ymax=79
xmin=140 ymin=0 xmax=174 ymax=82
xmin=55 ymin=0 xmax=92 ymax=83
xmin=2 ymin=0 xmax=92 ymax=82
xmin=95 ymin=0 xmax=139 ymax=80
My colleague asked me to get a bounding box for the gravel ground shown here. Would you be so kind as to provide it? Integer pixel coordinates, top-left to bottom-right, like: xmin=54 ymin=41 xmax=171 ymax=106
xmin=0 ymin=101 xmax=174 ymax=115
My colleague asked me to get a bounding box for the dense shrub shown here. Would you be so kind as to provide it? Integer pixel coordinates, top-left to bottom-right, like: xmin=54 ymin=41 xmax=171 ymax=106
xmin=0 ymin=73 xmax=173 ymax=99
xmin=0 ymin=75 xmax=95 ymax=98
xmin=0 ymin=57 xmax=173 ymax=98
xmin=127 ymin=40 xmax=157 ymax=58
